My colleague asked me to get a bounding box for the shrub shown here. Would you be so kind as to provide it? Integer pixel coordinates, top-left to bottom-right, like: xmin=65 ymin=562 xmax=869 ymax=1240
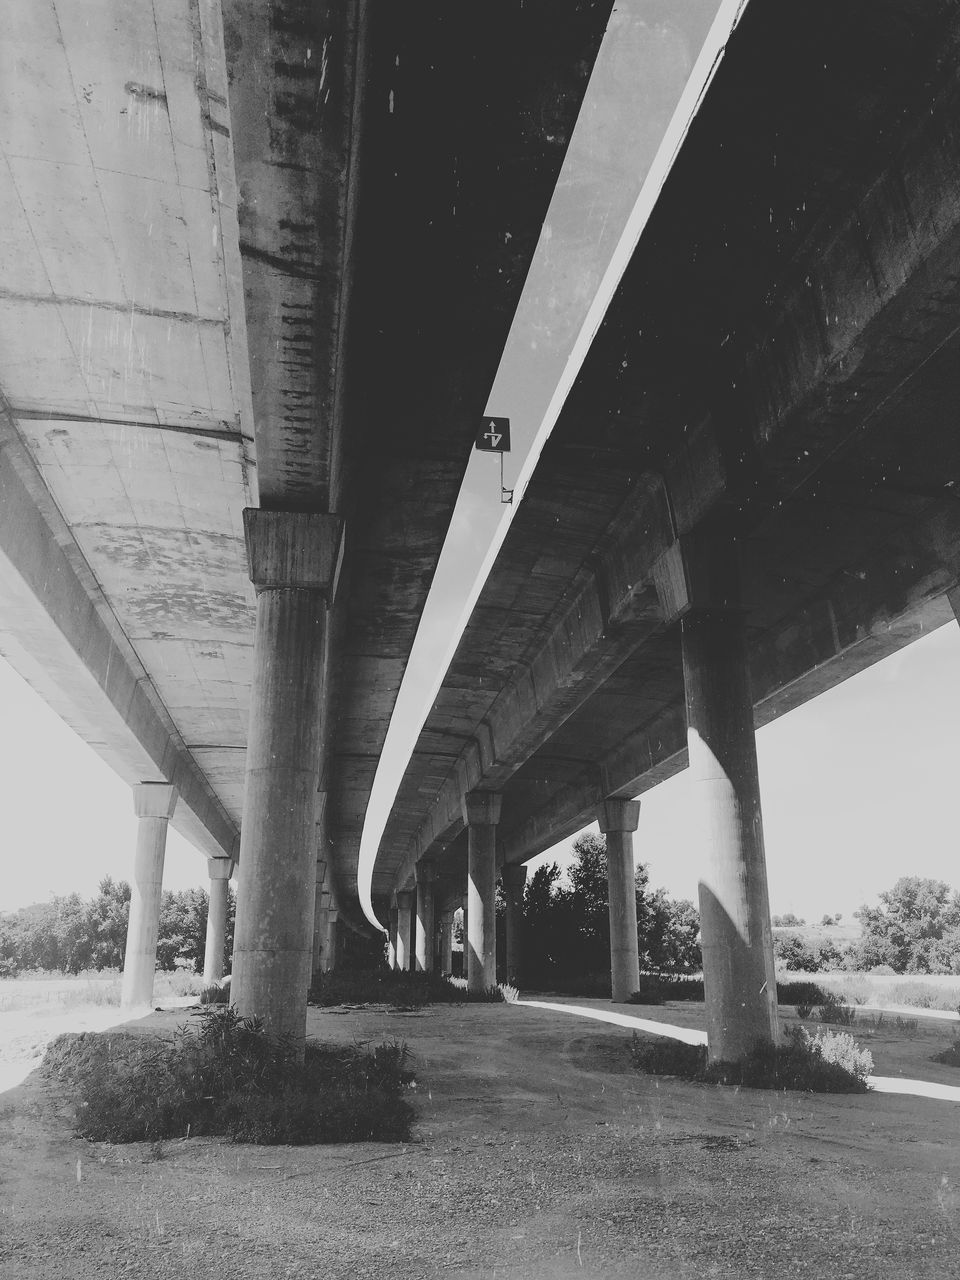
xmin=932 ymin=1040 xmax=960 ymax=1067
xmin=795 ymin=1004 xmax=812 ymax=1020
xmin=200 ymin=978 xmax=230 ymax=1005
xmin=777 ymin=980 xmax=831 ymax=1005
xmin=42 ymin=1007 xmax=417 ymax=1145
xmin=817 ymin=1001 xmax=856 ymax=1026
xmin=309 ymin=969 xmax=504 ymax=1008
xmin=629 ymin=1026 xmax=872 ymax=1092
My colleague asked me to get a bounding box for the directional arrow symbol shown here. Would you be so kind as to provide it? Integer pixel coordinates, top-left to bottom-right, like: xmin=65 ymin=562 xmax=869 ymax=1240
xmin=475 ymin=416 xmax=511 ymax=453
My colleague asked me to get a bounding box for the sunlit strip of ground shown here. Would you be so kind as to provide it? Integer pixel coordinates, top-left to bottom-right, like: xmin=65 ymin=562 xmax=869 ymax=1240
xmin=518 ymin=998 xmax=960 ymax=1103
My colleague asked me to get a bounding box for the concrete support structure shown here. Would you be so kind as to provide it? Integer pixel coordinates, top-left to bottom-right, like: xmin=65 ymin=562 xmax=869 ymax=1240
xmin=414 ymin=864 xmax=436 ymax=973
xmin=596 ymin=799 xmax=642 ymax=1003
xmin=324 ymin=909 xmax=340 ymax=973
xmin=387 ymin=905 xmax=399 ymax=970
xmin=463 ymin=792 xmax=501 ymax=993
xmin=315 ymin=890 xmax=333 ymax=973
xmin=311 ymin=855 xmax=328 ymax=979
xmin=395 ymin=890 xmax=414 ymax=973
xmin=681 ymin=593 xmax=779 ymax=1062
xmin=203 ymin=858 xmax=234 ymax=986
xmin=232 ymin=510 xmax=342 ymax=1042
xmin=120 ymin=783 xmax=178 ymax=1010
xmin=501 ymin=863 xmax=527 ymax=986
xmin=440 ymin=906 xmax=455 ymax=974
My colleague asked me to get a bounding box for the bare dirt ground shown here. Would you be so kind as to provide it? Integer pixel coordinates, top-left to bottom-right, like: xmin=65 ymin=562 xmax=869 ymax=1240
xmin=3 ymin=998 xmax=960 ymax=1279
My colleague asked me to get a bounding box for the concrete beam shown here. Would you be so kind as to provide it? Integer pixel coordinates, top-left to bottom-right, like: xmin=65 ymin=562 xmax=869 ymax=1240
xmin=499 ymin=580 xmax=957 ymax=868
xmin=0 ymin=414 xmax=240 ymax=861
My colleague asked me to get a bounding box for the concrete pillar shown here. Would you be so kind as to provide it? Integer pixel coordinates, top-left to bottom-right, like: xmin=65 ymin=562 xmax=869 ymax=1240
xmin=682 ymin=602 xmax=779 ymax=1063
xmin=120 ymin=782 xmax=178 ymax=1011
xmin=315 ymin=890 xmax=333 ymax=973
xmin=414 ymin=864 xmax=436 ymax=973
xmin=463 ymin=791 xmax=501 ymax=993
xmin=596 ymin=800 xmax=642 ymax=1003
xmin=387 ymin=904 xmax=399 ymax=970
xmin=311 ymin=855 xmax=327 ymax=979
xmin=501 ymin=863 xmax=527 ymax=986
xmin=203 ymin=858 xmax=234 ymax=986
xmin=232 ymin=509 xmax=343 ymax=1042
xmin=440 ymin=906 xmax=455 ymax=974
xmin=395 ymin=890 xmax=414 ymax=973
xmin=324 ymin=910 xmax=340 ymax=973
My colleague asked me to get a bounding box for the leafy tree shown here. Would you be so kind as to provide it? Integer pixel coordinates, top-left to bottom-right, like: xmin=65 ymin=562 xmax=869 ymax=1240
xmin=520 ymin=835 xmax=701 ymax=990
xmin=85 ymin=877 xmax=131 ymax=969
xmin=849 ymin=877 xmax=960 ymax=974
xmin=772 ymin=912 xmax=805 ymax=927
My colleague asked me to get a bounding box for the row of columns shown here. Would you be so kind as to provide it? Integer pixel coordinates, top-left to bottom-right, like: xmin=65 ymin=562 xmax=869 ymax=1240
xmin=383 ymin=556 xmax=778 ymax=1062
xmin=118 ymin=781 xmax=234 ymax=1011
xmin=119 ymin=513 xmax=775 ymax=1065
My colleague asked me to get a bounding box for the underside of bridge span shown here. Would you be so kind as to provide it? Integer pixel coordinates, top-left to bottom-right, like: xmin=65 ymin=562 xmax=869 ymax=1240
xmin=3 ymin=1 xmax=960 ymax=1055
xmin=376 ymin=1 xmax=960 ymax=1054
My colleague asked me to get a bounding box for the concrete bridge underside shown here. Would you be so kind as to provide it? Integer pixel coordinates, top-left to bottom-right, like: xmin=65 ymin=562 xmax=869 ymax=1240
xmin=3 ymin=0 xmax=960 ymax=1054
xmin=376 ymin=1 xmax=960 ymax=1043
xmin=0 ymin=0 xmax=610 ymax=1015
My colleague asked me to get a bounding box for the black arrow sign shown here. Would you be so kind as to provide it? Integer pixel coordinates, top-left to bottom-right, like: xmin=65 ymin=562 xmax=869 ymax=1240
xmin=475 ymin=416 xmax=511 ymax=453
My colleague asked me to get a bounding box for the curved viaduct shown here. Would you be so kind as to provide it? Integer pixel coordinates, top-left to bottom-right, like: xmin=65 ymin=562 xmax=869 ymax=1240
xmin=2 ymin=0 xmax=960 ymax=1058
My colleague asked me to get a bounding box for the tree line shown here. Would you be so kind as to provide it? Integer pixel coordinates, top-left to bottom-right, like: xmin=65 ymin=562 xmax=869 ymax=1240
xmin=774 ymin=876 xmax=960 ymax=974
xmin=0 ymin=877 xmax=235 ymax=978
xmin=519 ymin=833 xmax=701 ymax=991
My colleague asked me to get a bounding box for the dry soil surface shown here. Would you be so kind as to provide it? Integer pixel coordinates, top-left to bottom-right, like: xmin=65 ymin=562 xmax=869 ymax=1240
xmin=3 ymin=999 xmax=960 ymax=1279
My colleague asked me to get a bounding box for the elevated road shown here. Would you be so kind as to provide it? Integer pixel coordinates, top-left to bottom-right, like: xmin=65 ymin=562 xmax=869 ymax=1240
xmin=377 ymin=0 xmax=960 ymax=899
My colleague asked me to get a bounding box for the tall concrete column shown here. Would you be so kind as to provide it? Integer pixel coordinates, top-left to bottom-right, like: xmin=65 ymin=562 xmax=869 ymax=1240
xmin=324 ymin=909 xmax=340 ymax=973
xmin=311 ymin=856 xmax=327 ymax=979
xmin=440 ymin=906 xmax=455 ymax=974
xmin=463 ymin=791 xmax=501 ymax=993
xmin=414 ymin=864 xmax=436 ymax=973
xmin=387 ymin=904 xmax=399 ymax=970
xmin=315 ymin=890 xmax=332 ymax=972
xmin=203 ymin=858 xmax=234 ymax=986
xmin=232 ymin=509 xmax=342 ymax=1041
xmin=682 ymin=602 xmax=778 ymax=1063
xmin=395 ymin=890 xmax=414 ymax=973
xmin=501 ymin=863 xmax=527 ymax=986
xmin=120 ymin=782 xmax=178 ymax=1011
xmin=596 ymin=799 xmax=642 ymax=1003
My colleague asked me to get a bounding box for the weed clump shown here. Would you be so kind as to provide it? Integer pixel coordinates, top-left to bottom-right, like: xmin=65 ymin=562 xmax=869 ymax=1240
xmin=308 ymin=969 xmax=505 ymax=1009
xmin=42 ymin=1007 xmax=417 ymax=1145
xmin=630 ymin=1025 xmax=872 ymax=1093
xmin=931 ymin=1040 xmax=960 ymax=1067
xmin=199 ymin=977 xmax=230 ymax=1005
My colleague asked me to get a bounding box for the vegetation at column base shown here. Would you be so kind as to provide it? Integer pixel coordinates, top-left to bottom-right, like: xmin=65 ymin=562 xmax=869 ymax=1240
xmin=41 ymin=1007 xmax=417 ymax=1145
xmin=199 ymin=976 xmax=231 ymax=1004
xmin=629 ymin=1026 xmax=873 ymax=1092
xmin=308 ymin=968 xmax=507 ymax=1009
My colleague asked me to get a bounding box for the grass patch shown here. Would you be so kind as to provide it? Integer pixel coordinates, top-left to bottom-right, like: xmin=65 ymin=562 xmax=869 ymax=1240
xmin=42 ymin=1007 xmax=417 ymax=1145
xmin=630 ymin=1026 xmax=872 ymax=1093
xmin=309 ymin=969 xmax=505 ymax=1009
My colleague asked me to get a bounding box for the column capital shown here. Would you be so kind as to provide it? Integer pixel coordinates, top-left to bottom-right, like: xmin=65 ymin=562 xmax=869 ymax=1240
xmin=133 ymin=782 xmax=178 ymax=820
xmin=501 ymin=862 xmax=528 ymax=891
xmin=207 ymin=857 xmax=234 ymax=881
xmin=243 ymin=509 xmax=344 ymax=597
xmin=462 ymin=790 xmax=502 ymax=827
xmin=596 ymin=797 xmax=641 ymax=834
xmin=395 ymin=889 xmax=415 ymax=910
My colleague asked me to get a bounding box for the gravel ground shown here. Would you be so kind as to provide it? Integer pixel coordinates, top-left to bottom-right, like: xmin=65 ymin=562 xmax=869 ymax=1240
xmin=3 ymin=999 xmax=960 ymax=1278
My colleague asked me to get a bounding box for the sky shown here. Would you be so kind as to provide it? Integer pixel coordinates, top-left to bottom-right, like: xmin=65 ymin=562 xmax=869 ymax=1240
xmin=2 ymin=614 xmax=959 ymax=920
